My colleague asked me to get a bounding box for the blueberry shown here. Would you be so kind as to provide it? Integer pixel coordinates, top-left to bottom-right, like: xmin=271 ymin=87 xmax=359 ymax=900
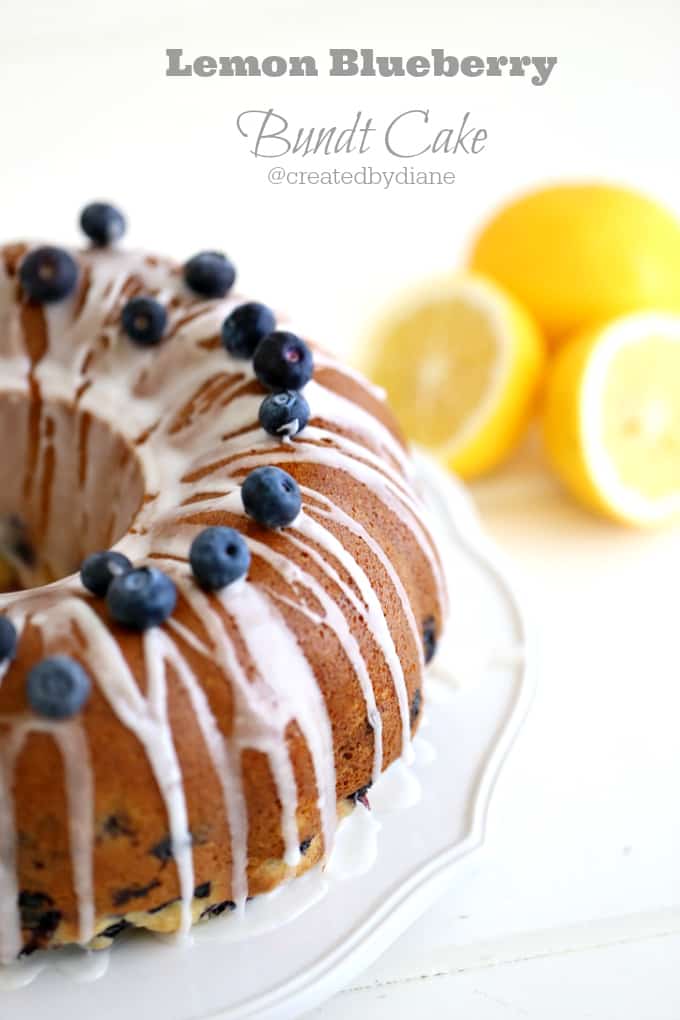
xmin=27 ymin=656 xmax=92 ymax=720
xmin=79 ymin=202 xmax=126 ymax=247
xmin=221 ymin=302 xmax=276 ymax=359
xmin=0 ymin=616 xmax=17 ymax=663
xmin=241 ymin=466 xmax=302 ymax=529
xmin=1 ymin=514 xmax=36 ymax=567
xmin=19 ymin=246 xmax=79 ymax=304
xmin=350 ymin=784 xmax=372 ymax=808
xmin=149 ymin=898 xmax=176 ymax=914
xmin=18 ymin=890 xmax=62 ymax=952
xmin=253 ymin=332 xmax=314 ymax=391
xmin=423 ymin=616 xmax=437 ymax=664
xmin=100 ymin=919 xmax=132 ymax=941
xmin=19 ymin=891 xmax=54 ymax=928
xmin=150 ymin=836 xmax=175 ymax=863
xmin=189 ymin=527 xmax=250 ymax=590
xmin=106 ymin=567 xmax=177 ymax=629
xmin=200 ymin=899 xmax=236 ymax=920
xmin=102 ymin=813 xmax=135 ymax=838
xmin=112 ymin=880 xmax=160 ymax=908
xmin=410 ymin=687 xmax=422 ymax=723
xmin=259 ymin=390 xmax=310 ymax=438
xmin=121 ymin=297 xmax=167 ymax=346
xmin=20 ymin=908 xmax=61 ymax=954
xmin=80 ymin=550 xmax=132 ymax=597
xmin=184 ymin=251 xmax=236 ymax=298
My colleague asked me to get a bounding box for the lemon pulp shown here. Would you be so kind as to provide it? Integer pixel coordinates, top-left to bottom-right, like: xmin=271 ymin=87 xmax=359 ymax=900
xmin=372 ymin=295 xmax=499 ymax=448
xmin=602 ymin=336 xmax=680 ymax=502
xmin=365 ymin=274 xmax=544 ymax=478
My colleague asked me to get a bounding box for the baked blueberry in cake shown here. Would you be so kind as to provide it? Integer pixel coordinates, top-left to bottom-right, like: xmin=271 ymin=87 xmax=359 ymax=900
xmin=0 ymin=203 xmax=446 ymax=959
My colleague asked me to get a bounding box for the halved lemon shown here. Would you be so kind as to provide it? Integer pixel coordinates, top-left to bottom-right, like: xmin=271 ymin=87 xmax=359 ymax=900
xmin=543 ymin=312 xmax=680 ymax=526
xmin=363 ymin=273 xmax=545 ymax=478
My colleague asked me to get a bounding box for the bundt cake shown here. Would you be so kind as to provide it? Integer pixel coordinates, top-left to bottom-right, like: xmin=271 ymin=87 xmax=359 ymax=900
xmin=0 ymin=203 xmax=446 ymax=962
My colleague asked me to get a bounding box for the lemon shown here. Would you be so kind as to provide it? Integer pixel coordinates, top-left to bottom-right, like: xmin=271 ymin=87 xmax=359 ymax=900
xmin=364 ymin=273 xmax=545 ymax=478
xmin=543 ymin=311 xmax=680 ymax=526
xmin=469 ymin=183 xmax=680 ymax=344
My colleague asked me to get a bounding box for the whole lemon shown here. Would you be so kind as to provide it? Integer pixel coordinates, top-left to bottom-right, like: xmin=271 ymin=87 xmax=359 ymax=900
xmin=469 ymin=183 xmax=680 ymax=345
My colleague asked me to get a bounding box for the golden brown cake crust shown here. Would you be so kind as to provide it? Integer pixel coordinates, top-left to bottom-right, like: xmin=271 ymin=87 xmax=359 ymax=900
xmin=0 ymin=242 xmax=446 ymax=956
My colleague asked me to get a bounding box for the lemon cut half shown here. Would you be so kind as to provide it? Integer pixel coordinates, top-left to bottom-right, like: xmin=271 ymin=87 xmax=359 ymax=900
xmin=365 ymin=274 xmax=545 ymax=479
xmin=544 ymin=312 xmax=680 ymax=526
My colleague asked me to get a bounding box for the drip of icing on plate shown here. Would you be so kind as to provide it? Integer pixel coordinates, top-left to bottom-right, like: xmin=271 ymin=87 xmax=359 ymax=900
xmin=0 ymin=947 xmax=110 ymax=992
xmin=0 ymin=730 xmax=435 ymax=985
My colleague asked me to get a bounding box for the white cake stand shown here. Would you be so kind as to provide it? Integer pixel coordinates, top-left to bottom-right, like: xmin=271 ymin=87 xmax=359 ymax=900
xmin=0 ymin=453 xmax=534 ymax=1020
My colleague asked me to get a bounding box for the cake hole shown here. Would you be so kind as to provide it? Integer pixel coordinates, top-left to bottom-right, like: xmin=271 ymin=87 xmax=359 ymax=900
xmin=0 ymin=392 xmax=146 ymax=591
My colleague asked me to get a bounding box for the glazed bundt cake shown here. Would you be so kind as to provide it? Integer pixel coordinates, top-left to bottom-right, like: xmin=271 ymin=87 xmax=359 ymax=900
xmin=0 ymin=204 xmax=446 ymax=961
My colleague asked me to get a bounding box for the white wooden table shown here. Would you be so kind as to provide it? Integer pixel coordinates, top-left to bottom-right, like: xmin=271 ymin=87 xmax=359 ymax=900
xmin=305 ymin=434 xmax=680 ymax=1018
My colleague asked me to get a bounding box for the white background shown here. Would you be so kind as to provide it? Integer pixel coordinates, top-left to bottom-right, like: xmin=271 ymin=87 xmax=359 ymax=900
xmin=2 ymin=1 xmax=680 ymax=1016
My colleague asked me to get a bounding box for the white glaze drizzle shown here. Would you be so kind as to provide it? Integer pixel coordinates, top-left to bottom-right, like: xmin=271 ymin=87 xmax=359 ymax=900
xmin=0 ymin=729 xmax=25 ymax=963
xmin=249 ymin=534 xmax=385 ymax=783
xmin=0 ymin=722 xmax=436 ymax=988
xmin=0 ymin=717 xmax=95 ymax=962
xmin=52 ymin=722 xmax=95 ymax=946
xmin=220 ymin=581 xmax=337 ymax=866
xmin=179 ymin=431 xmax=443 ymax=595
xmin=149 ymin=628 xmax=251 ymax=909
xmin=0 ymin=243 xmax=446 ymax=961
xmin=151 ymin=521 xmax=385 ymax=784
xmin=142 ymin=632 xmax=195 ymax=936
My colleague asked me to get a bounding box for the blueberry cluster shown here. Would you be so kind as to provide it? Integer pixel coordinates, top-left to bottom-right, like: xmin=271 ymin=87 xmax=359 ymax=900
xmin=220 ymin=304 xmax=313 ymax=440
xmin=80 ymin=551 xmax=176 ymax=631
xmin=118 ymin=248 xmax=238 ymax=348
xmin=19 ymin=203 xmax=241 ymax=356
xmin=19 ymin=205 xmax=313 ymax=464
xmin=219 ymin=300 xmax=314 ymax=531
xmin=19 ymin=202 xmax=127 ymax=304
xmin=18 ymin=204 xmax=306 ymax=628
xmin=118 ymin=248 xmax=238 ymax=346
xmin=81 ymin=529 xmax=252 ymax=621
